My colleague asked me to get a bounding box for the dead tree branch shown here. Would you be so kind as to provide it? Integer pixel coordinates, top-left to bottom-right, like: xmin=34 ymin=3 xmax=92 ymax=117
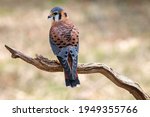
xmin=5 ymin=45 xmax=150 ymax=100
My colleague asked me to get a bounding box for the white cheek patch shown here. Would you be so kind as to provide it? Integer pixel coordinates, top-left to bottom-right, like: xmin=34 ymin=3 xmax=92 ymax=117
xmin=54 ymin=14 xmax=59 ymax=21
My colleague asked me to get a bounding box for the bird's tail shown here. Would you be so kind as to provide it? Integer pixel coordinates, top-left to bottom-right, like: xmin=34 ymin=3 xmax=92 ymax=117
xmin=64 ymin=71 xmax=80 ymax=87
xmin=57 ymin=56 xmax=80 ymax=88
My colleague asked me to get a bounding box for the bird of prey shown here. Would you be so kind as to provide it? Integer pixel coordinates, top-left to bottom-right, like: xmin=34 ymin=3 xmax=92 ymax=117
xmin=48 ymin=7 xmax=80 ymax=87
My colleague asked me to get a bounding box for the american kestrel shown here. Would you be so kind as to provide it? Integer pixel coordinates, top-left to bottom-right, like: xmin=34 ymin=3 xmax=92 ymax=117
xmin=48 ymin=7 xmax=80 ymax=87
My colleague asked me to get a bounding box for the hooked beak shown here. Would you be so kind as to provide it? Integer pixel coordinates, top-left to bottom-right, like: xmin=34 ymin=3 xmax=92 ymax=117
xmin=48 ymin=14 xmax=53 ymax=19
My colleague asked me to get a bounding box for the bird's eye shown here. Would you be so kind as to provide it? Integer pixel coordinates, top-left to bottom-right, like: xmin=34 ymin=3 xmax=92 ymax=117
xmin=53 ymin=12 xmax=58 ymax=15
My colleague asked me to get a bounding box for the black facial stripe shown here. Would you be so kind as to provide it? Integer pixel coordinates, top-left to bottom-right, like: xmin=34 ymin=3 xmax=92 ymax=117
xmin=64 ymin=12 xmax=67 ymax=17
xmin=53 ymin=16 xmax=55 ymax=21
xmin=59 ymin=13 xmax=62 ymax=20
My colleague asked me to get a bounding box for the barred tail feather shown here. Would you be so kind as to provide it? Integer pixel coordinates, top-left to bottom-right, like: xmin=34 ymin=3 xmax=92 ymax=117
xmin=65 ymin=71 xmax=80 ymax=87
xmin=57 ymin=51 xmax=80 ymax=88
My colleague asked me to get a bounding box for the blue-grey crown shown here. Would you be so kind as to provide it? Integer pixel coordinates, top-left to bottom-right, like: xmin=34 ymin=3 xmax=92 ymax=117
xmin=51 ymin=7 xmax=63 ymax=13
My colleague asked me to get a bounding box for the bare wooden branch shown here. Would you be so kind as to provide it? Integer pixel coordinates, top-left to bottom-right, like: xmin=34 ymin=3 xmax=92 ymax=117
xmin=5 ymin=45 xmax=150 ymax=100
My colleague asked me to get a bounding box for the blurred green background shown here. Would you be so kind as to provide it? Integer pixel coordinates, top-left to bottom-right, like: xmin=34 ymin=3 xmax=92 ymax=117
xmin=0 ymin=0 xmax=150 ymax=99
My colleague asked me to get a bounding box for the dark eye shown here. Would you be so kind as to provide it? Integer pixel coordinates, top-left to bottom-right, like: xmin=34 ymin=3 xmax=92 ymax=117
xmin=53 ymin=12 xmax=58 ymax=15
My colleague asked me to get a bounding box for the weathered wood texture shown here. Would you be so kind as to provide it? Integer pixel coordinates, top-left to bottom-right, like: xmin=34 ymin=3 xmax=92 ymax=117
xmin=5 ymin=45 xmax=150 ymax=100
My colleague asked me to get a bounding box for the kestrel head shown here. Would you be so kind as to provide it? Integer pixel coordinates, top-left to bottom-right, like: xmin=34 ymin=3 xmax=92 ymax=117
xmin=48 ymin=7 xmax=68 ymax=21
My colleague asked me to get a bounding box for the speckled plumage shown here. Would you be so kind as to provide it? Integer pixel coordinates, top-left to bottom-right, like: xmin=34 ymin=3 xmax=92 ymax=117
xmin=48 ymin=7 xmax=80 ymax=87
xmin=50 ymin=20 xmax=79 ymax=49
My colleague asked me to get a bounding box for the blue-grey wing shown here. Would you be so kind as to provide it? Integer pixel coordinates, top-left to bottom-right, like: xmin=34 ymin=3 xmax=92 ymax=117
xmin=49 ymin=37 xmax=61 ymax=56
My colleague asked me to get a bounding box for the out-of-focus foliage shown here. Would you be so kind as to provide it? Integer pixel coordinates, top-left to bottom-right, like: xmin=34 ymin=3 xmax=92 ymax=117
xmin=0 ymin=0 xmax=150 ymax=99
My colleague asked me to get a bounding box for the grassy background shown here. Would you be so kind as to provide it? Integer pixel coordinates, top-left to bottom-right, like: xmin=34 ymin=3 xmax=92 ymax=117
xmin=0 ymin=0 xmax=150 ymax=99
